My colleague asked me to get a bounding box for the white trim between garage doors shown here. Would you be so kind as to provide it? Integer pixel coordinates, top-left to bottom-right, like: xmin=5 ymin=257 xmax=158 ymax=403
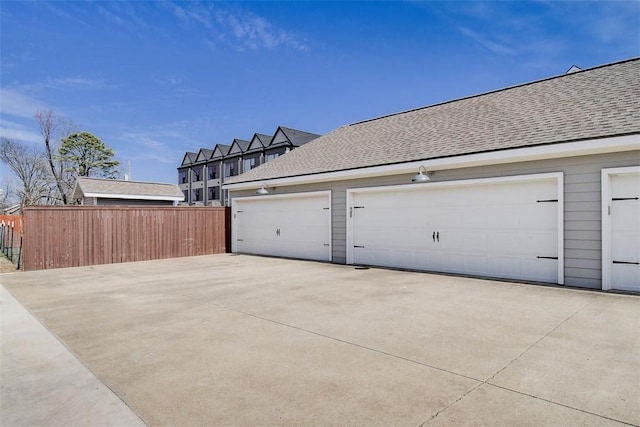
xmin=346 ymin=172 xmax=564 ymax=285
xmin=601 ymin=166 xmax=640 ymax=291
xmin=231 ymin=190 xmax=332 ymax=262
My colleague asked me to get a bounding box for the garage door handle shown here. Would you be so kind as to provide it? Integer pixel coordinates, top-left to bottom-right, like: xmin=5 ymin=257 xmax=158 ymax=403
xmin=537 ymin=256 xmax=558 ymax=260
xmin=433 ymin=232 xmax=439 ymax=242
xmin=613 ymin=260 xmax=639 ymax=265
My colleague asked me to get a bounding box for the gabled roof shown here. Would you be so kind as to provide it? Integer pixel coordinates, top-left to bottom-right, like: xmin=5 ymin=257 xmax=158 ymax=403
xmin=211 ymin=144 xmax=231 ymax=160
xmin=247 ymin=133 xmax=272 ymax=152
xmin=227 ymin=139 xmax=251 ymax=156
xmin=226 ymin=58 xmax=640 ymax=185
xmin=268 ymin=126 xmax=320 ymax=148
xmin=196 ymin=148 xmax=213 ymax=162
xmin=72 ymin=177 xmax=184 ymax=201
xmin=181 ymin=152 xmax=198 ymax=166
xmin=3 ymin=204 xmax=21 ymax=215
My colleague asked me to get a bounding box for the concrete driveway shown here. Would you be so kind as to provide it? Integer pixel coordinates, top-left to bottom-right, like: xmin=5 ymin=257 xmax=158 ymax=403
xmin=1 ymin=254 xmax=638 ymax=426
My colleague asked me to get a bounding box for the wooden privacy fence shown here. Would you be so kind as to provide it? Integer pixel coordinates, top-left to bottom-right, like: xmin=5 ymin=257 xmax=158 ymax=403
xmin=22 ymin=206 xmax=230 ymax=271
xmin=0 ymin=215 xmax=23 ymax=234
xmin=1 ymin=216 xmax=23 ymax=269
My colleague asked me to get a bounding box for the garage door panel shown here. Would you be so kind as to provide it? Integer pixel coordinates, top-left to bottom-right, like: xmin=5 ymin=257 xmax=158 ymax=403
xmin=235 ymin=193 xmax=331 ymax=262
xmin=497 ymin=231 xmax=557 ymax=256
xmin=609 ymin=171 xmax=640 ymax=291
xmin=350 ymin=176 xmax=561 ymax=283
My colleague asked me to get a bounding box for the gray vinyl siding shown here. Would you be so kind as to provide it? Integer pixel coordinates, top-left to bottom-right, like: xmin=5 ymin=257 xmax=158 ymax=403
xmin=230 ymin=150 xmax=639 ymax=289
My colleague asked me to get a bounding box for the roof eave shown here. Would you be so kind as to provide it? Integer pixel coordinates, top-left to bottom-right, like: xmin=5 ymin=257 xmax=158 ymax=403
xmin=81 ymin=192 xmax=184 ymax=201
xmin=223 ymin=133 xmax=639 ymax=190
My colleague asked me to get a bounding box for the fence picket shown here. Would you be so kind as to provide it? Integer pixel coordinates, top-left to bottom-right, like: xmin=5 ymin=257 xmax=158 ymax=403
xmin=22 ymin=206 xmax=229 ymax=271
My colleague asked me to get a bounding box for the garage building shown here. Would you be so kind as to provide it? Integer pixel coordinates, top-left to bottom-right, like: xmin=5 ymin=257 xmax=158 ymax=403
xmin=224 ymin=58 xmax=640 ymax=292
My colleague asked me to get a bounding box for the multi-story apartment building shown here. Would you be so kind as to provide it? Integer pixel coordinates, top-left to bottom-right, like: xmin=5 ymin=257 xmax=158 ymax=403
xmin=178 ymin=126 xmax=319 ymax=206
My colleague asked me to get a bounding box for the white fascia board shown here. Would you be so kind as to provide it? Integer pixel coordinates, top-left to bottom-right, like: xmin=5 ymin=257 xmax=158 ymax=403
xmin=233 ymin=190 xmax=331 ymax=203
xmin=223 ymin=134 xmax=639 ymax=191
xmin=84 ymin=193 xmax=184 ymax=201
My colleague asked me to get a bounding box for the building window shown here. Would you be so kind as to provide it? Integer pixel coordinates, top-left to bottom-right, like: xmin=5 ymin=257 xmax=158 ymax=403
xmin=179 ymin=170 xmax=187 ymax=184
xmin=224 ymin=162 xmax=236 ymax=177
xmin=265 ymin=153 xmax=280 ymax=162
xmin=192 ymin=167 xmax=202 ymax=182
xmin=208 ymin=186 xmax=219 ymax=201
xmin=208 ymin=165 xmax=217 ymax=180
xmin=242 ymin=157 xmax=256 ymax=172
xmin=182 ymin=190 xmax=189 ymax=202
xmin=192 ymin=188 xmax=202 ymax=202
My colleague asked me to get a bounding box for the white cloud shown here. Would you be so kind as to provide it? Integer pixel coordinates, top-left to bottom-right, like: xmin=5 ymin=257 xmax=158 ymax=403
xmin=170 ymin=2 xmax=309 ymax=52
xmin=458 ymin=27 xmax=516 ymax=56
xmin=216 ymin=9 xmax=309 ymax=52
xmin=0 ymin=118 xmax=41 ymax=143
xmin=120 ymin=130 xmax=186 ymax=164
xmin=98 ymin=6 xmax=125 ymax=26
xmin=39 ymin=2 xmax=88 ymax=26
xmin=37 ymin=77 xmax=108 ymax=91
xmin=154 ymin=75 xmax=184 ymax=86
xmin=0 ymin=88 xmax=46 ymax=118
xmin=588 ymin=2 xmax=639 ymax=44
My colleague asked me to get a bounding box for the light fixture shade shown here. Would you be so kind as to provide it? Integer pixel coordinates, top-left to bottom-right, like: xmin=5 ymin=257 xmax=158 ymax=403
xmin=411 ymin=172 xmax=430 ymax=183
xmin=411 ymin=166 xmax=430 ymax=183
xmin=256 ymin=185 xmax=269 ymax=195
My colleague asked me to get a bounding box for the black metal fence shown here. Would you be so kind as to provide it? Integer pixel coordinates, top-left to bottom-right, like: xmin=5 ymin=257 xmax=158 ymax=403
xmin=1 ymin=221 xmax=23 ymax=270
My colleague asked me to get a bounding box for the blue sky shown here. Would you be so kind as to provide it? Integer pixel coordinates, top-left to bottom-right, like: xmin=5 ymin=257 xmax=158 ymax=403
xmin=1 ymin=1 xmax=638 ymax=185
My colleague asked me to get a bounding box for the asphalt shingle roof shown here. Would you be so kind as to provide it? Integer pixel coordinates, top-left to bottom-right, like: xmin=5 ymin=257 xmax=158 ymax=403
xmin=73 ymin=177 xmax=184 ymax=200
xmin=233 ymin=139 xmax=251 ymax=152
xmin=181 ymin=152 xmax=197 ymax=166
xmin=277 ymin=127 xmax=321 ymax=146
xmin=198 ymin=148 xmax=213 ymax=159
xmin=227 ymin=58 xmax=640 ymax=184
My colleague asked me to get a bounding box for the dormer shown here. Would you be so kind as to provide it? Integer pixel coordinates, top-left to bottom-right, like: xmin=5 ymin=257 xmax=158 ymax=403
xmin=211 ymin=144 xmax=231 ymax=160
xmin=196 ymin=148 xmax=213 ymax=163
xmin=247 ymin=133 xmax=272 ymax=152
xmin=180 ymin=152 xmax=198 ymax=166
xmin=227 ymin=139 xmax=251 ymax=157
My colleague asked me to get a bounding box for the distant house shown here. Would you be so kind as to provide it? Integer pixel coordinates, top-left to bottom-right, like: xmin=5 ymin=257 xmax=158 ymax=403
xmin=2 ymin=204 xmax=21 ymax=215
xmin=72 ymin=177 xmax=184 ymax=206
xmin=178 ymin=126 xmax=320 ymax=206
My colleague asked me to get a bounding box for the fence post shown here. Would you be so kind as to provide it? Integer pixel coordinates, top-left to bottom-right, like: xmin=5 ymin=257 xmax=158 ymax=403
xmin=17 ymin=236 xmax=22 ymax=270
xmin=9 ymin=226 xmax=14 ymax=262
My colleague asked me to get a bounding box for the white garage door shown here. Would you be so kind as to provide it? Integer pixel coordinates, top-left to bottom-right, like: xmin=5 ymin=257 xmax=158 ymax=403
xmin=348 ymin=174 xmax=563 ymax=284
xmin=232 ymin=191 xmax=331 ymax=262
xmin=606 ymin=169 xmax=640 ymax=292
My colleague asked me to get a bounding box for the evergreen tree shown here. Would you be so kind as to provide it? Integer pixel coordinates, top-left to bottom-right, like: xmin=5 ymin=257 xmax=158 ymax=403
xmin=58 ymin=132 xmax=120 ymax=178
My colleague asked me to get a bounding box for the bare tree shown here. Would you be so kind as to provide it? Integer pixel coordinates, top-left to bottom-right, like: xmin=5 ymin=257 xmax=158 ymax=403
xmin=35 ymin=109 xmax=74 ymax=204
xmin=0 ymin=138 xmax=52 ymax=206
xmin=0 ymin=183 xmax=10 ymax=210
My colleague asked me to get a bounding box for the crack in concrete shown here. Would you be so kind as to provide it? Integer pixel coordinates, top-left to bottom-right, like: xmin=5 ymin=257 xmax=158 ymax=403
xmin=487 ymin=383 xmax=638 ymax=427
xmin=486 ymin=301 xmax=592 ymax=383
xmin=181 ymin=293 xmax=632 ymax=427
xmin=420 ymin=301 xmax=636 ymax=426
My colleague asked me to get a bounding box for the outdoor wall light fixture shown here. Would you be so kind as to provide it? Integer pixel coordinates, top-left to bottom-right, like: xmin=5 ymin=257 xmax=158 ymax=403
xmin=256 ymin=184 xmax=269 ymax=195
xmin=411 ymin=166 xmax=432 ymax=183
